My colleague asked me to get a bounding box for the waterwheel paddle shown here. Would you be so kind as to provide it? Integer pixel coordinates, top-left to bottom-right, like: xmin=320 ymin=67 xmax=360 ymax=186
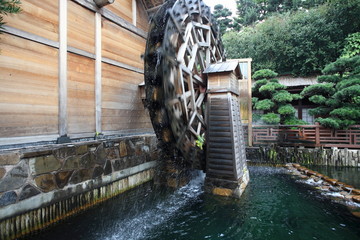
xmin=144 ymin=0 xmax=225 ymax=170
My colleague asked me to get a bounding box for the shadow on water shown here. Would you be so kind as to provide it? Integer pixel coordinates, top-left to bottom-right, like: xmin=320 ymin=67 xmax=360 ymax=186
xmin=29 ymin=167 xmax=360 ymax=240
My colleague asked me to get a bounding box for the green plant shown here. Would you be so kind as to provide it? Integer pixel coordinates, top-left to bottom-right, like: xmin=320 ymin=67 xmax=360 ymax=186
xmin=252 ymin=69 xmax=304 ymax=125
xmin=301 ymin=55 xmax=360 ymax=129
xmin=0 ymin=0 xmax=21 ymax=30
xmin=195 ymin=133 xmax=205 ymax=150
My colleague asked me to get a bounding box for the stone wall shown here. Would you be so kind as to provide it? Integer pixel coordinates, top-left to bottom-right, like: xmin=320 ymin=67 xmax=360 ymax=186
xmin=246 ymin=145 xmax=360 ymax=167
xmin=0 ymin=134 xmax=159 ymax=239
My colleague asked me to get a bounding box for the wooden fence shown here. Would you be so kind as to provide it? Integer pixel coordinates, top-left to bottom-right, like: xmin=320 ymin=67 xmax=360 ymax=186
xmin=243 ymin=124 xmax=360 ymax=149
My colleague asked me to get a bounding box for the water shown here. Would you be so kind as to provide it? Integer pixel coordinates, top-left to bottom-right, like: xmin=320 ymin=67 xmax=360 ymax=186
xmin=29 ymin=167 xmax=360 ymax=240
xmin=307 ymin=165 xmax=360 ymax=188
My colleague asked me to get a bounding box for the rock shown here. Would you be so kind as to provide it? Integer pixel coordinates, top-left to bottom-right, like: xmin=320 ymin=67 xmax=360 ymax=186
xmin=30 ymin=155 xmax=61 ymax=175
xmin=76 ymin=145 xmax=88 ymax=155
xmin=342 ymin=184 xmax=354 ymax=192
xmin=79 ymin=154 xmax=95 ymax=169
xmin=34 ymin=174 xmax=57 ymax=192
xmin=112 ymin=159 xmax=125 ymax=171
xmin=18 ymin=184 xmax=41 ymax=201
xmin=324 ymin=178 xmax=338 ymax=185
xmin=69 ymin=169 xmax=93 ymax=184
xmin=95 ymin=145 xmax=106 ymax=165
xmin=352 ymin=195 xmax=360 ymax=203
xmin=92 ymin=166 xmax=103 ymax=178
xmin=351 ymin=212 xmax=360 ymax=218
xmin=321 ymin=186 xmax=330 ymax=191
xmin=53 ymin=147 xmax=76 ymax=160
xmin=55 ymin=171 xmax=73 ymax=188
xmin=119 ymin=141 xmax=127 ymax=157
xmin=292 ymin=163 xmax=300 ymax=168
xmin=0 ymin=152 xmax=20 ymax=165
xmin=0 ymin=191 xmax=17 ymax=207
xmin=212 ymin=187 xmax=233 ymax=197
xmin=105 ymin=147 xmax=119 ymax=160
xmin=0 ymin=161 xmax=29 ymax=192
xmin=306 ymin=170 xmax=316 ymax=176
xmin=0 ymin=168 xmax=6 ymax=179
xmin=352 ymin=189 xmax=360 ymax=195
xmin=62 ymin=156 xmax=80 ymax=170
xmin=103 ymin=161 xmax=112 ymax=175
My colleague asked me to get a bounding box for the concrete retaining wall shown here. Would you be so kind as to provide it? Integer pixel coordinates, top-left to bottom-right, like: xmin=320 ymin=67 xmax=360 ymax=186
xmin=0 ymin=134 xmax=159 ymax=239
xmin=246 ymin=146 xmax=360 ymax=167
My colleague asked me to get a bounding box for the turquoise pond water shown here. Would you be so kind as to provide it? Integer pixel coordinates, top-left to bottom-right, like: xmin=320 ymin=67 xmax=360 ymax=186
xmin=307 ymin=165 xmax=360 ymax=189
xmin=29 ymin=166 xmax=360 ymax=240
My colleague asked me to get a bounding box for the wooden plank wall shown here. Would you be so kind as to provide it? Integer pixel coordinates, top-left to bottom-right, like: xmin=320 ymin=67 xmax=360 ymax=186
xmin=0 ymin=0 xmax=151 ymax=144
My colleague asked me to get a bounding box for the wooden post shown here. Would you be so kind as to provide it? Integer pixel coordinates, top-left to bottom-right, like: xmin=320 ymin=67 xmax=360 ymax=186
xmin=58 ymin=0 xmax=68 ymax=140
xmin=247 ymin=59 xmax=253 ymax=146
xmin=315 ymin=122 xmax=320 ymax=146
xmin=95 ymin=12 xmax=102 ymax=134
xmin=132 ymin=0 xmax=137 ymax=26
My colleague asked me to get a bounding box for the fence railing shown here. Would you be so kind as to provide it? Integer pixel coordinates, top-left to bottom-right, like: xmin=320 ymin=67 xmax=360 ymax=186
xmin=242 ymin=124 xmax=360 ymax=148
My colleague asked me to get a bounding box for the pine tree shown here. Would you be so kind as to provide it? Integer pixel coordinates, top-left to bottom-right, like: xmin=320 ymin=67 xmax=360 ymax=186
xmin=252 ymin=69 xmax=304 ymax=124
xmin=301 ymin=55 xmax=360 ymax=129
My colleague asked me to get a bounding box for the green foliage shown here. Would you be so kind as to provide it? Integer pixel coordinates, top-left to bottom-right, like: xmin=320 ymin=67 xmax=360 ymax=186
xmin=272 ymin=90 xmax=293 ymax=103
xmin=283 ymin=116 xmax=308 ymax=125
xmin=195 ymin=133 xmax=205 ymax=150
xmin=259 ymin=82 xmax=285 ymax=94
xmin=224 ymin=1 xmax=360 ymax=76
xmin=213 ymin=4 xmax=233 ymax=35
xmin=301 ymin=83 xmax=335 ymax=97
xmin=316 ymin=117 xmax=340 ymax=129
xmin=330 ymin=107 xmax=360 ymax=120
xmin=253 ymin=69 xmax=278 ymax=80
xmin=234 ymin=0 xmax=327 ymax=29
xmin=317 ymin=75 xmax=341 ymax=84
xmin=308 ymin=95 xmax=327 ymax=105
xmin=341 ymin=32 xmax=360 ymax=58
xmin=302 ymin=55 xmax=360 ymax=129
xmin=254 ymin=99 xmax=274 ymax=111
xmin=0 ymin=0 xmax=21 ymax=30
xmin=252 ymin=69 xmax=304 ymax=124
xmin=261 ymin=113 xmax=280 ymax=124
xmin=322 ymin=56 xmax=360 ymax=76
xmin=308 ymin=107 xmax=331 ymax=117
xmin=277 ymin=104 xmax=296 ymax=115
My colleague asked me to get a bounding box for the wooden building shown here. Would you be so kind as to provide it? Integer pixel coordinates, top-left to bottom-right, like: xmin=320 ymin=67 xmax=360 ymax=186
xmin=0 ymin=0 xmax=165 ymax=146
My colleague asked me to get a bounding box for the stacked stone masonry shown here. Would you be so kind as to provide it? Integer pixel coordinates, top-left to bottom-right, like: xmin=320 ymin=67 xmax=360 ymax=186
xmin=246 ymin=145 xmax=360 ymax=167
xmin=0 ymin=134 xmax=159 ymax=239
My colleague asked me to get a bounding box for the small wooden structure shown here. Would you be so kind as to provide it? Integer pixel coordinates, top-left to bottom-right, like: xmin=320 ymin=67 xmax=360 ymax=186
xmin=0 ymin=0 xmax=161 ymax=146
xmin=204 ymin=61 xmax=249 ymax=198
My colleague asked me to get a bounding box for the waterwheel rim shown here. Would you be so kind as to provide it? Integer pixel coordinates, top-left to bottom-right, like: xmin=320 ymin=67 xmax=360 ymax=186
xmin=144 ymin=0 xmax=225 ymax=168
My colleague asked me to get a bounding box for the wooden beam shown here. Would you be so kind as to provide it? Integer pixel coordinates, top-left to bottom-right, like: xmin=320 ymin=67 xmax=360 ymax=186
xmin=1 ymin=26 xmax=59 ymax=48
xmin=95 ymin=12 xmax=102 ymax=133
xmin=102 ymin=57 xmax=144 ymax=74
xmin=59 ymin=0 xmax=68 ymax=136
xmin=71 ymin=0 xmax=147 ymax=38
xmin=132 ymin=0 xmax=137 ymax=26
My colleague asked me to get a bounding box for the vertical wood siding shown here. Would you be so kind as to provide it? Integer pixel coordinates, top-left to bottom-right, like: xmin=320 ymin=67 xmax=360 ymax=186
xmin=67 ymin=53 xmax=96 ymax=134
xmin=0 ymin=0 xmax=150 ymax=144
xmin=0 ymin=35 xmax=59 ymax=137
xmin=68 ymin=1 xmax=95 ymax=54
xmin=101 ymin=63 xmax=152 ymax=132
xmin=102 ymin=19 xmax=146 ymax=70
xmin=2 ymin=0 xmax=59 ymax=41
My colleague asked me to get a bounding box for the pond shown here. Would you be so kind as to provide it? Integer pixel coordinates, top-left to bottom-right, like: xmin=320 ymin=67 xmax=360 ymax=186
xmin=307 ymin=165 xmax=360 ymax=189
xmin=29 ymin=166 xmax=360 ymax=240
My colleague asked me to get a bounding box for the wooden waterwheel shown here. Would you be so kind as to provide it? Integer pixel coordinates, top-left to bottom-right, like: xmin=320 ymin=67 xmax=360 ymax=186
xmin=144 ymin=0 xmax=225 ymax=169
